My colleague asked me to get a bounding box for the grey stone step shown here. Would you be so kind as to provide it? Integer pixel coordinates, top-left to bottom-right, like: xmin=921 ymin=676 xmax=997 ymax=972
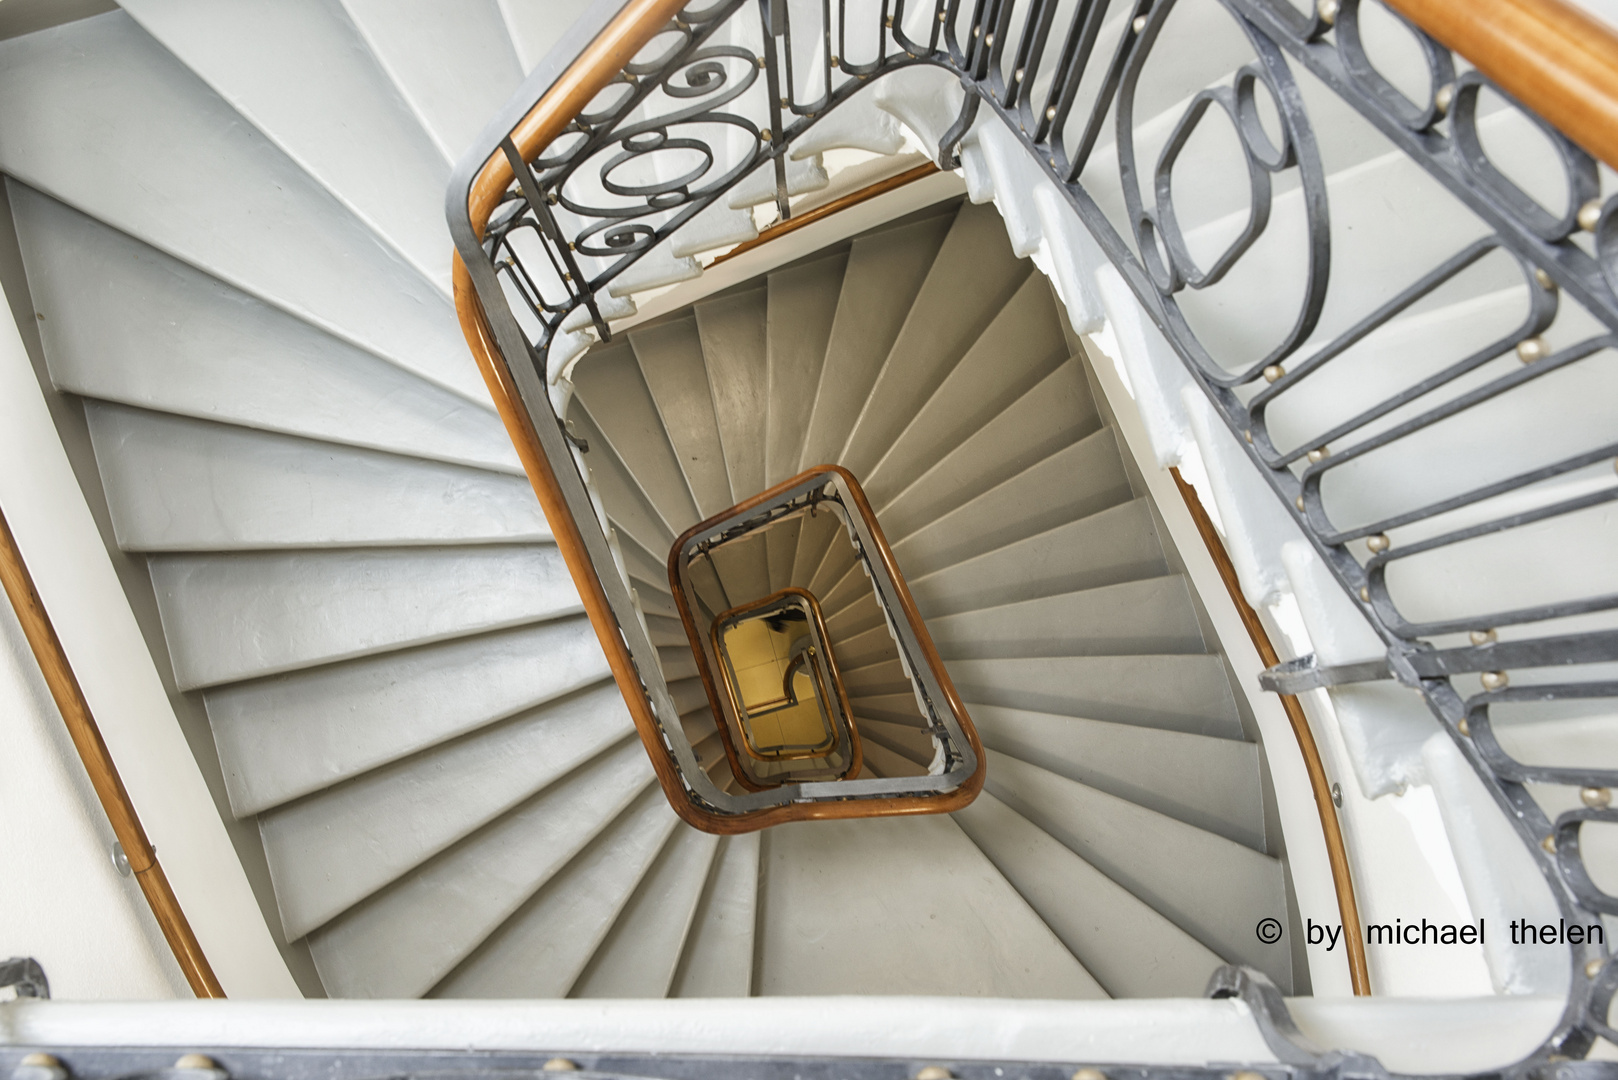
xmin=671 ymin=832 xmax=761 ymax=997
xmin=765 ymin=252 xmax=847 ymax=486
xmin=631 ymin=315 xmax=735 ymax=518
xmin=925 ymin=575 xmax=1204 ymax=661
xmin=696 ymin=286 xmax=770 ymax=504
xmin=573 ymin=407 xmax=674 ymax=560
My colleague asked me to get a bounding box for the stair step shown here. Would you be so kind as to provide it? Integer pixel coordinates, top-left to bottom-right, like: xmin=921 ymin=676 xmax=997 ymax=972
xmin=877 ymin=359 xmax=1102 ymax=544
xmin=570 ymin=340 xmax=701 ymax=536
xmin=258 ymin=680 xmax=633 ymax=940
xmin=946 ymin=654 xmax=1243 ymax=740
xmin=848 ymin=692 xmax=928 ymax=727
xmin=986 ymin=751 xmax=1292 ymax=988
xmin=857 ymin=735 xmax=925 ymax=778
xmin=696 ymin=286 xmax=771 ymax=503
xmin=787 ymin=502 xmax=844 ymax=591
xmin=499 ymin=0 xmax=596 ymax=73
xmin=864 ymin=272 xmax=1072 ymax=504
xmin=908 ymin=498 xmax=1167 ymax=618
xmin=572 ymin=408 xmax=676 ymax=559
xmin=571 ymin=824 xmax=721 ymax=997
xmin=632 ymin=316 xmax=737 ymax=518
xmin=431 ymin=785 xmax=679 ymax=997
xmin=86 ymin=403 xmax=546 ymax=551
xmin=10 ymin=185 xmax=517 ymax=473
xmin=671 ymin=832 xmax=761 ymax=997
xmin=891 ymin=426 xmax=1130 ymax=577
xmin=797 ymin=209 xmax=955 ymax=471
xmin=858 ymin=715 xmax=936 ymax=768
xmin=925 ymin=575 xmax=1204 ymax=660
xmin=0 ymin=12 xmax=482 ymax=401
xmin=646 ymin=614 xmax=690 ymax=648
xmin=765 ymin=513 xmax=803 ymax=593
xmin=765 ymin=253 xmax=848 ymax=486
xmin=707 ymin=531 xmax=771 ymax=609
xmin=841 ymin=201 xmax=1030 ymax=476
xmin=971 ymin=703 xmax=1264 ymax=849
xmin=208 ymin=616 xmax=609 ymax=816
xmin=305 ymin=737 xmax=651 ymax=998
xmin=120 ymin=0 xmax=453 ymax=293
xmin=757 ymin=814 xmax=1105 ymax=996
xmin=338 ymin=0 xmax=522 ymax=163
xmin=842 ymin=658 xmax=911 ymax=698
xmin=953 ymin=791 xmax=1224 ymax=998
xmin=152 ymin=544 xmax=576 ymax=689
xmin=831 ymin=622 xmax=903 ymax=669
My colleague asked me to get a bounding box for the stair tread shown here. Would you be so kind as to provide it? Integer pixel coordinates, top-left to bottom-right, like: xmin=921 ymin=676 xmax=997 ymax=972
xmin=858 ymin=734 xmax=928 ymax=778
xmin=671 ymin=831 xmax=761 ymax=997
xmin=765 ymin=253 xmax=847 ymax=485
xmin=908 ymin=498 xmax=1167 ymax=618
xmin=858 ymin=715 xmax=937 ymax=769
xmin=970 ymin=703 xmax=1264 ymax=849
xmin=571 ymin=824 xmax=721 ymax=998
xmin=632 ymin=316 xmax=736 ymax=518
xmin=925 ymin=574 xmax=1204 ymax=660
xmin=571 ymin=340 xmax=701 ymax=537
xmin=0 ymin=12 xmax=483 ymax=402
xmin=339 ymin=0 xmax=522 ymax=163
xmin=208 ymin=617 xmax=609 ymax=816
xmin=499 ymin=0 xmax=597 ymax=73
xmin=432 ymin=785 xmax=679 ymax=998
xmin=120 ymin=0 xmax=453 ymax=293
xmin=864 ymin=272 xmax=1072 ymax=504
xmin=986 ymin=750 xmax=1291 ymax=987
xmin=796 ymin=210 xmax=955 ymax=472
xmin=258 ymin=680 xmax=633 ymax=940
xmin=10 ymin=184 xmax=518 ymax=473
xmin=153 ymin=544 xmax=577 ymax=689
xmin=86 ymin=403 xmax=547 ymax=551
xmin=306 ymin=738 xmax=651 ymax=998
xmin=841 ymin=200 xmax=1030 ymax=476
xmin=696 ymin=286 xmax=771 ymax=503
xmin=573 ymin=407 xmax=675 ymax=558
xmin=954 ymin=791 xmax=1224 ymax=998
xmin=757 ymin=814 xmax=1105 ymax=996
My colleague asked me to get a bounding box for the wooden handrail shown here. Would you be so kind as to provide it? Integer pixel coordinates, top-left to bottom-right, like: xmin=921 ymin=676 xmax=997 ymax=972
xmin=1385 ymin=0 xmax=1618 ymax=170
xmin=0 ymin=505 xmax=224 ymax=999
xmin=1169 ymin=468 xmax=1371 ymax=997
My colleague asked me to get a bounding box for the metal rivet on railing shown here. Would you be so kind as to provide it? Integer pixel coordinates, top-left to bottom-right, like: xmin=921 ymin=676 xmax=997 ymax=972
xmin=1579 ymin=199 xmax=1604 ymax=232
xmin=1316 ymin=0 xmax=1339 ymax=25
xmin=1295 ymin=496 xmax=1306 ymax=511
xmin=939 ymin=10 xmax=948 ymax=20
xmin=1434 ymin=83 xmax=1454 ymax=115
xmin=542 ymin=1060 xmax=579 ymax=1073
xmin=1263 ymin=364 xmax=1285 ymax=382
xmin=1457 ymin=716 xmax=1471 ymax=736
xmin=1131 ymin=15 xmax=1147 ymax=32
xmin=915 ymin=1068 xmax=953 ymax=1080
xmin=1583 ymin=787 xmax=1613 ymax=809
xmin=173 ymin=1057 xmax=217 ymax=1072
xmin=1543 ymin=834 xmax=1558 ymax=854
xmin=1046 ymin=105 xmax=1058 ymax=120
xmin=985 ymin=32 xmax=994 ymax=45
xmin=1307 ymin=446 xmax=1329 ymax=462
xmin=1366 ymin=533 xmax=1390 ymax=554
xmin=1481 ymin=670 xmax=1510 ymax=691
xmin=1049 ymin=156 xmax=1059 ymax=167
xmin=1072 ymin=1070 xmax=1107 ymax=1080
xmin=1587 ymin=958 xmax=1607 ymax=978
xmin=1244 ymin=429 xmax=1254 ymax=443
xmin=886 ymin=15 xmax=894 ymax=26
xmin=1015 ymin=67 xmax=1024 ymax=81
xmin=830 ymin=55 xmax=840 ymax=67
xmin=1231 ymin=1071 xmax=1268 ymax=1080
xmin=757 ymin=55 xmax=767 ymax=68
xmin=1470 ymin=628 xmax=1498 ymax=645
xmin=760 ymin=129 xmax=772 ymax=141
xmin=781 ymin=96 xmax=791 ymax=107
xmin=1534 ymin=267 xmax=1556 ymax=290
xmin=1516 ymin=336 xmax=1548 ymax=363
xmin=1359 ymin=587 xmax=1370 ymax=602
xmin=973 ymin=25 xmax=980 ymax=37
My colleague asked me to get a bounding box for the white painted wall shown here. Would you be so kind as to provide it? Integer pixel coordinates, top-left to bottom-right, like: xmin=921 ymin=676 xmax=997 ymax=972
xmin=0 ymin=284 xmax=300 ymax=999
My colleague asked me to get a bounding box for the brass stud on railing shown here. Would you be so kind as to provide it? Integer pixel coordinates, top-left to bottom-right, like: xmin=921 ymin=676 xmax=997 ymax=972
xmin=1014 ymin=67 xmax=1024 ymax=81
xmin=1534 ymin=267 xmax=1557 ymax=290
xmin=1046 ymin=105 xmax=1057 ymax=120
xmin=1366 ymin=533 xmax=1390 ymax=554
xmin=985 ymin=32 xmax=994 ymax=45
xmin=1244 ymin=429 xmax=1254 ymax=443
xmin=1131 ymin=15 xmax=1147 ymax=32
xmin=886 ymin=15 xmax=894 ymax=26
xmin=1587 ymin=958 xmax=1607 ymax=978
xmin=760 ymin=128 xmax=772 ymax=141
xmin=1263 ymin=363 xmax=1285 ymax=382
xmin=173 ymin=1058 xmax=218 ymax=1072
xmin=1072 ymin=1070 xmax=1107 ymax=1080
xmin=1231 ymin=1071 xmax=1268 ymax=1080
xmin=1307 ymin=445 xmax=1329 ymax=462
xmin=915 ymin=1068 xmax=953 ymax=1080
xmin=1582 ymin=786 xmax=1612 ymax=809
xmin=1579 ymin=199 xmax=1604 ymax=232
xmin=1359 ymin=586 xmax=1370 ymax=602
xmin=1317 ymin=0 xmax=1339 ymax=24
xmin=1470 ymin=628 xmax=1498 ymax=645
xmin=1295 ymin=495 xmax=1306 ymax=511
xmin=830 ymin=55 xmax=840 ymax=68
xmin=1516 ymin=335 xmax=1548 ymax=363
xmin=1434 ymin=83 xmax=1455 ymax=115
xmin=1481 ymin=670 xmax=1510 ymax=691
xmin=973 ymin=25 xmax=980 ymax=37
xmin=1543 ymin=834 xmax=1558 ymax=854
xmin=939 ymin=10 xmax=948 ymax=20
xmin=1457 ymin=716 xmax=1471 ymax=736
xmin=542 ymin=1060 xmax=580 ymax=1073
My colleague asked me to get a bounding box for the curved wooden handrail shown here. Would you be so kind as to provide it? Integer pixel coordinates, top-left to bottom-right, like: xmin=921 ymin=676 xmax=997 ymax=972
xmin=1385 ymin=0 xmax=1618 ymax=170
xmin=1169 ymin=468 xmax=1371 ymax=997
xmin=0 ymin=505 xmax=224 ymax=999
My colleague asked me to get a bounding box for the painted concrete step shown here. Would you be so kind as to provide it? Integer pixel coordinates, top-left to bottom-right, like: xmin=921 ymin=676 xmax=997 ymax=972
xmin=765 ymin=252 xmax=848 ymax=486
xmin=120 ymin=0 xmax=454 ymax=293
xmin=954 ymin=791 xmax=1225 ymax=998
xmin=696 ymin=286 xmax=770 ymax=503
xmin=207 ymin=617 xmax=610 ymax=816
xmin=572 ymin=407 xmax=675 ymax=560
xmin=152 ymin=544 xmax=577 ymax=689
xmin=945 ymin=654 xmax=1243 ymax=740
xmin=986 ymin=751 xmax=1292 ymax=987
xmin=259 ymin=680 xmax=633 ymax=940
xmin=86 ymin=403 xmax=546 ymax=551
xmin=306 ymin=737 xmax=652 ymax=998
xmin=757 ymin=814 xmax=1105 ymax=996
xmin=671 ymin=831 xmax=761 ymax=997
xmin=431 ymin=785 xmax=678 ymax=997
xmin=840 ymin=200 xmax=1030 ymax=477
xmin=797 ymin=207 xmax=955 ymax=472
xmin=907 ymin=498 xmax=1167 ymax=618
xmin=631 ymin=315 xmax=736 ymax=519
xmin=858 ymin=715 xmax=937 ymax=768
xmin=971 ymin=703 xmax=1264 ymax=849
xmin=924 ymin=575 xmax=1204 ymax=661
xmin=9 ymin=184 xmax=517 ymax=473
xmin=339 ymin=0 xmax=522 ymax=163
xmin=499 ymin=0 xmax=597 ymax=73
xmin=0 ymin=12 xmax=483 ymax=402
xmin=859 ymin=735 xmax=926 ymax=778
xmin=571 ymin=824 xmax=721 ymax=997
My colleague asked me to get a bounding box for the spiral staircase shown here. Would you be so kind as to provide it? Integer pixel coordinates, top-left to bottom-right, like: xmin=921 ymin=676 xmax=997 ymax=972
xmin=0 ymin=0 xmax=1302 ymax=1001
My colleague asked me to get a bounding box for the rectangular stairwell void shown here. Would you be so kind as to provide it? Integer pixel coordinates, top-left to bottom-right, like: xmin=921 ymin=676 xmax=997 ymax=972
xmin=669 ymin=466 xmax=983 ymax=815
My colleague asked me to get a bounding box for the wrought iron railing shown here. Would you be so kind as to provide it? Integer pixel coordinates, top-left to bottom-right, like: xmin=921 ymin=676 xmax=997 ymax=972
xmin=448 ymin=0 xmax=1618 ymax=1063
